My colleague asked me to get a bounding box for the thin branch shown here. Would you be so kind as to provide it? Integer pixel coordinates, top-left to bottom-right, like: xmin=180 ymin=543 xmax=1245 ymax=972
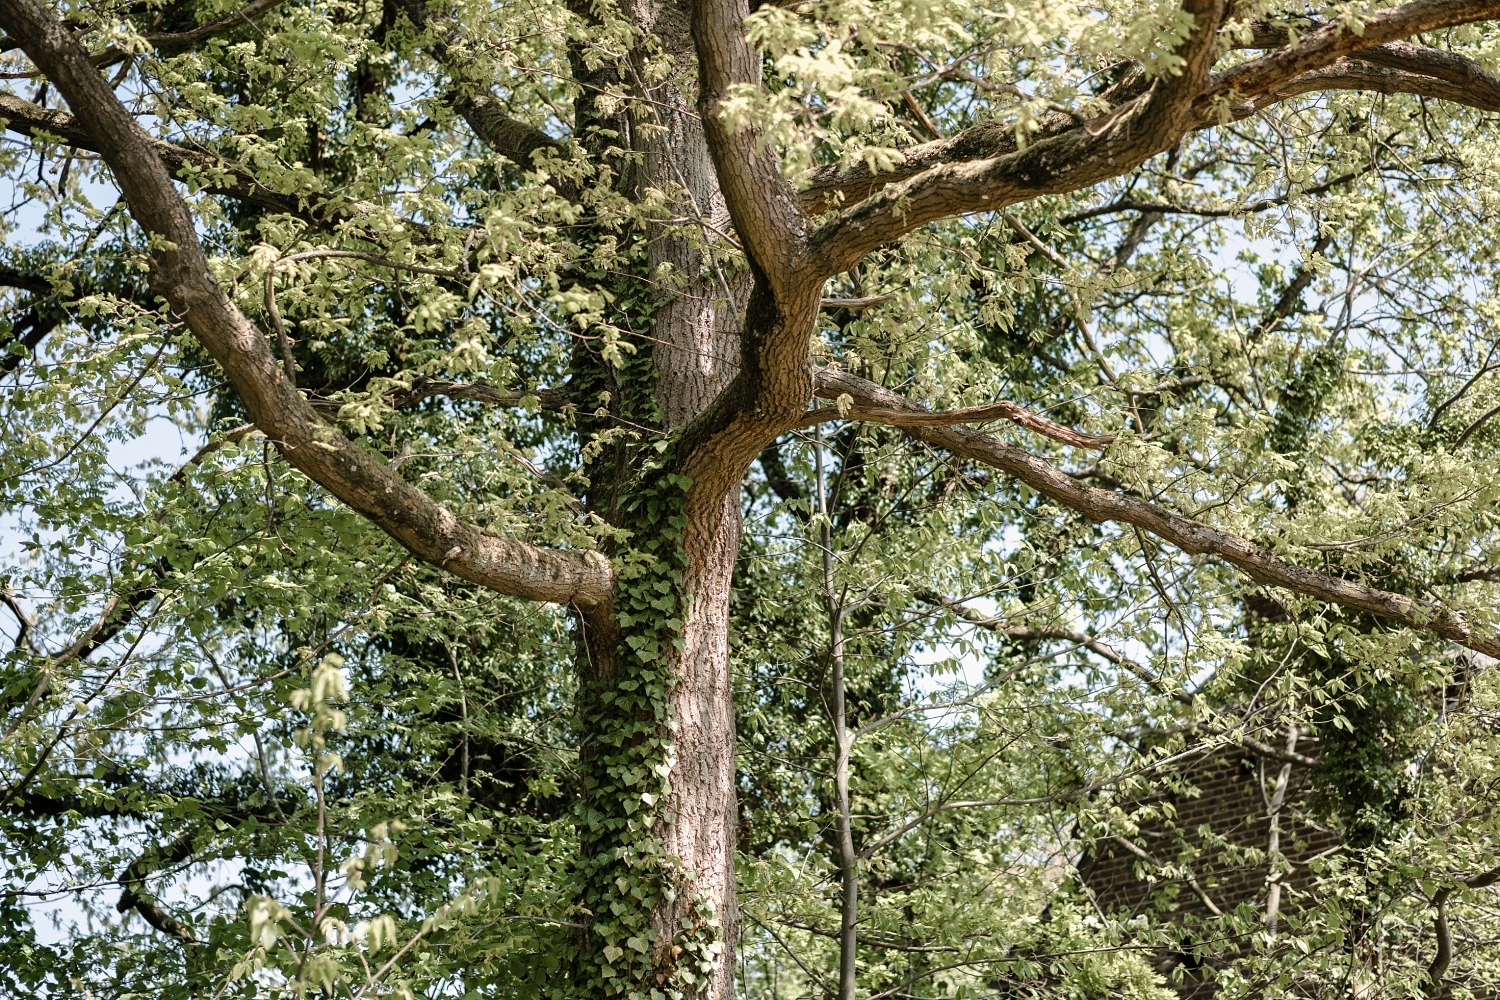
xmin=2 ymin=425 xmax=257 ymax=741
xmin=0 ymin=586 xmax=37 ymax=652
xmin=112 ymin=0 xmax=289 ymax=55
xmin=0 ymin=92 xmax=300 ymax=217
xmin=800 ymin=377 xmax=1115 ymax=449
xmin=1456 ymin=399 xmax=1500 ymax=448
xmin=1111 ymin=834 xmax=1224 ymax=916
xmin=815 ymin=430 xmax=858 ymax=1000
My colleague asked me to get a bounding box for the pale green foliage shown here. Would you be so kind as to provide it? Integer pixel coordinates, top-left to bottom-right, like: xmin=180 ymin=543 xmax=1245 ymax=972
xmin=5 ymin=0 xmax=1500 ymax=997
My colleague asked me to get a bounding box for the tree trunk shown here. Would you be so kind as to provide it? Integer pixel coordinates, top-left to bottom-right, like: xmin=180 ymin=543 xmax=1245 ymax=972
xmin=571 ymin=1 xmax=750 ymax=995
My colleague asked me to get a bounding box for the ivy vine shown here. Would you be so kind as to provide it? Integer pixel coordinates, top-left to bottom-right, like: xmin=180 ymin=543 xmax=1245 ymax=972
xmin=574 ymin=459 xmax=722 ymax=999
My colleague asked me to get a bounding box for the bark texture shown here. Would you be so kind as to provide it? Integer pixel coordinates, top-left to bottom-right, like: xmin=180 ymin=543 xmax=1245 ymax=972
xmin=9 ymin=0 xmax=1500 ymax=996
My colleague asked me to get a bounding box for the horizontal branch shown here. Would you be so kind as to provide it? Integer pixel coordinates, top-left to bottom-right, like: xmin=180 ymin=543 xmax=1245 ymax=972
xmin=802 ymin=375 xmax=1115 ymax=449
xmin=821 ymin=369 xmax=1500 ymax=658
xmin=1262 ymin=58 xmax=1500 ymax=115
xmin=138 ymin=0 xmax=289 ymax=52
xmin=385 ymin=376 xmax=571 ymax=411
xmin=918 ymin=591 xmax=1321 ymax=767
xmin=820 ymin=294 xmax=896 ymax=311
xmin=1059 ymin=167 xmax=1370 ymax=224
xmin=1209 ymin=1 xmax=1500 ymax=106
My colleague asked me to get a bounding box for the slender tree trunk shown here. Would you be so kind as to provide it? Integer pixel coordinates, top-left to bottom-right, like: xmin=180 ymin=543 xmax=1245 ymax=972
xmin=817 ymin=432 xmax=859 ymax=1000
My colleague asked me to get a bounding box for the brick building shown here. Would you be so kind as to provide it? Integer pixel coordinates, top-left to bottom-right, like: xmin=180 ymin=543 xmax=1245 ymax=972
xmin=1078 ymin=737 xmax=1340 ymax=997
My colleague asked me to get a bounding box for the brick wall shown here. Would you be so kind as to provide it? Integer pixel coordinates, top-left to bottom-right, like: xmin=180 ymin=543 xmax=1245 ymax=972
xmin=1077 ymin=741 xmax=1340 ymax=996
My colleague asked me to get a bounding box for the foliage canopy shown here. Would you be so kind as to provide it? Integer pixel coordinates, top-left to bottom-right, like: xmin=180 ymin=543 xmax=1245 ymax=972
xmin=4 ymin=0 xmax=1500 ymax=997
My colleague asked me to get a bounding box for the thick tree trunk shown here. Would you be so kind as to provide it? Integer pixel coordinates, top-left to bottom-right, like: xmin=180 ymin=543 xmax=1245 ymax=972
xmin=571 ymin=0 xmax=750 ymax=995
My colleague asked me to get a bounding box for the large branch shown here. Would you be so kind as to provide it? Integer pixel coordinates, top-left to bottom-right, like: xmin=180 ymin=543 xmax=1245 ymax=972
xmin=805 ymin=0 xmax=1226 ymax=277
xmin=1207 ymin=1 xmax=1500 ymax=106
xmin=1251 ymin=58 xmax=1500 ymax=114
xmin=669 ymin=0 xmax=831 ymax=501
xmin=798 ymin=1 xmax=1500 ymax=269
xmin=797 ymin=391 xmax=1114 ymax=450
xmin=0 ymin=0 xmax=613 ymax=610
xmin=692 ymin=0 xmax=808 ymax=284
xmin=816 ymin=369 xmax=1500 ymax=659
xmin=390 ymin=0 xmax=566 ymax=170
xmin=136 ymin=0 xmax=289 ymax=52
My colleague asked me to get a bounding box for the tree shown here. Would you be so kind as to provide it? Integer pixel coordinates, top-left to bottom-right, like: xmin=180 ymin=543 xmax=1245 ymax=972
xmin=4 ymin=0 xmax=1500 ymax=996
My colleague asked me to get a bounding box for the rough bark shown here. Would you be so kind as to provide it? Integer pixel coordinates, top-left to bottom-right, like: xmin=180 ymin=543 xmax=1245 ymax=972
xmin=12 ymin=0 xmax=1500 ymax=996
xmin=563 ymin=0 xmax=757 ymax=991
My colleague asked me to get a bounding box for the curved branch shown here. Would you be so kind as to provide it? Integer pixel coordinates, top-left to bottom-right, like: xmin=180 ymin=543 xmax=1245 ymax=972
xmin=1426 ymin=861 xmax=1500 ymax=998
xmin=389 ymin=0 xmax=566 ymax=170
xmin=0 ymin=0 xmax=613 ymax=610
xmin=800 ymin=382 xmax=1115 ymax=450
xmin=1207 ymin=1 xmax=1500 ymax=106
xmin=1258 ymin=58 xmax=1500 ymax=114
xmin=818 ymin=369 xmax=1500 ymax=659
xmin=806 ymin=0 xmax=1226 ymax=276
xmin=798 ymin=2 xmax=1500 ymax=275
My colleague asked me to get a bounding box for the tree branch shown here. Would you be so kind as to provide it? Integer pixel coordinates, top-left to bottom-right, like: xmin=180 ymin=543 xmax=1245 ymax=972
xmin=384 ymin=376 xmax=571 ymax=412
xmin=1258 ymin=58 xmax=1500 ymax=114
xmin=116 ymin=832 xmax=200 ymax=947
xmin=806 ymin=0 xmax=1226 ymax=276
xmin=798 ymin=2 xmax=1500 ymax=275
xmin=0 ymin=92 xmax=306 ymax=216
xmin=1206 ymin=1 xmax=1500 ymax=107
xmin=390 ymin=0 xmax=566 ymax=170
xmin=139 ymin=0 xmax=289 ymax=52
xmin=692 ymin=0 xmax=807 ymax=284
xmin=818 ymin=369 xmax=1500 ymax=659
xmin=800 ymin=379 xmax=1115 ymax=450
xmin=917 ymin=591 xmax=1322 ymax=767
xmin=0 ymin=0 xmax=613 ymax=610
xmin=1426 ymin=861 xmax=1500 ymax=998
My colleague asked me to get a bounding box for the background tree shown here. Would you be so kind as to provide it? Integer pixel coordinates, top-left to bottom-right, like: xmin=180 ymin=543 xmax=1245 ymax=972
xmin=4 ymin=0 xmax=1500 ymax=997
